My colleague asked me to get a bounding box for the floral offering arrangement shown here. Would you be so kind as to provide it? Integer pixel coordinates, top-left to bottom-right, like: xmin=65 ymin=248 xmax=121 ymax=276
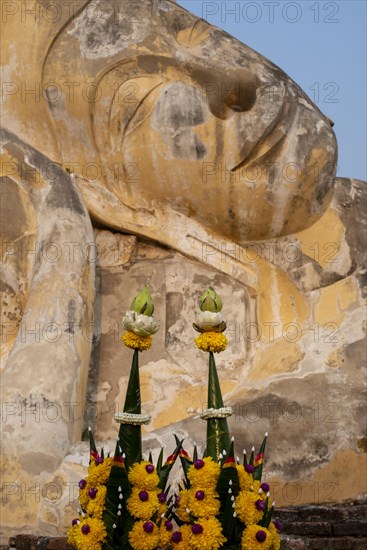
xmin=67 ymin=287 xmax=282 ymax=550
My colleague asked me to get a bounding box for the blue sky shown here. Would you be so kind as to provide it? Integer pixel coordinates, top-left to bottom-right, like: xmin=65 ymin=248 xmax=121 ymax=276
xmin=177 ymin=0 xmax=367 ymax=181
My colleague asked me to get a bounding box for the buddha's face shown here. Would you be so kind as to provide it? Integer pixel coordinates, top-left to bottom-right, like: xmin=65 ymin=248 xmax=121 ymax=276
xmin=5 ymin=0 xmax=337 ymax=241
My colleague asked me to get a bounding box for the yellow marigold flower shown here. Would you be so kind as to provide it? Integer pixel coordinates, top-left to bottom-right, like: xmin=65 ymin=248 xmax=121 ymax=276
xmin=235 ymin=490 xmax=265 ymax=525
xmin=241 ymin=524 xmax=272 ymax=550
xmin=127 ymin=488 xmax=159 ymax=520
xmin=268 ymin=522 xmax=281 ymax=550
xmin=79 ymin=486 xmax=90 ymax=510
xmin=157 ymin=501 xmax=167 ymax=517
xmin=187 ymin=457 xmax=220 ymax=488
xmin=72 ymin=517 xmax=107 ymax=550
xmin=128 ymin=520 xmax=160 ymax=550
xmin=87 ymin=457 xmax=114 ymax=486
xmin=237 ymin=465 xmax=254 ymax=492
xmin=67 ymin=523 xmax=77 ymax=546
xmin=171 ymin=524 xmax=192 ymax=549
xmin=188 ymin=487 xmax=220 ymax=518
xmin=86 ymin=485 xmax=107 ymax=519
xmin=159 ymin=519 xmax=174 ymax=548
xmin=128 ymin=461 xmax=160 ymax=489
xmin=195 ymin=332 xmax=228 ymax=353
xmin=190 ymin=517 xmax=227 ymax=550
xmin=176 ymin=489 xmax=191 ymax=522
xmin=252 ymin=480 xmax=261 ymax=494
xmin=122 ymin=331 xmax=152 ymax=351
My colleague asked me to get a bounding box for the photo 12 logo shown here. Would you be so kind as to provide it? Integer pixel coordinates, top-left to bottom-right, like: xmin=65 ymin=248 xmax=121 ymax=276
xmin=201 ymin=1 xmax=340 ymax=24
xmin=1 ymin=1 xmax=140 ymax=24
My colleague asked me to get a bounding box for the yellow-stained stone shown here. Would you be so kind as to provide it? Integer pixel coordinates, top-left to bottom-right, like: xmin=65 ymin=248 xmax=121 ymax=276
xmin=256 ymin=261 xmax=309 ymax=340
xmin=152 ymin=379 xmax=237 ymax=430
xmin=314 ymin=276 xmax=358 ymax=326
xmin=297 ymin=208 xmax=345 ymax=268
xmin=268 ymin=449 xmax=367 ymax=507
xmin=177 ymin=20 xmax=212 ymax=47
xmin=248 ymin=340 xmax=304 ymax=382
xmin=325 ymin=348 xmax=345 ymax=368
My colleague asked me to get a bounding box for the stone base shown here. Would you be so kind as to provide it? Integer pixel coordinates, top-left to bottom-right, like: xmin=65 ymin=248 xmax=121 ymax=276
xmin=279 ymin=500 xmax=367 ymax=549
xmin=5 ymin=536 xmax=73 ymax=549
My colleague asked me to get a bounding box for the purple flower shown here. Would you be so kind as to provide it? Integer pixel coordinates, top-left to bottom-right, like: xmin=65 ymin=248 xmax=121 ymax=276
xmin=143 ymin=521 xmax=154 ymax=533
xmin=158 ymin=492 xmax=167 ymax=503
xmin=260 ymin=482 xmax=270 ymax=493
xmin=81 ymin=524 xmax=90 ymax=535
xmin=78 ymin=479 xmax=87 ymax=489
xmin=95 ymin=457 xmax=104 ymax=465
xmin=165 ymin=520 xmax=173 ymax=531
xmin=255 ymin=499 xmax=265 ymax=511
xmin=195 ymin=490 xmax=205 ymax=501
xmin=172 ymin=531 xmax=182 ymax=543
xmin=88 ymin=487 xmax=98 ymax=499
xmin=273 ymin=519 xmax=282 ymax=533
xmin=145 ymin=464 xmax=155 ymax=473
xmin=192 ymin=524 xmax=203 ymax=535
xmin=256 ymin=530 xmax=267 ymax=542
xmin=139 ymin=490 xmax=149 ymax=502
xmin=174 ymin=494 xmax=181 ymax=506
xmin=194 ymin=459 xmax=205 ymax=469
xmin=71 ymin=518 xmax=79 ymax=526
xmin=245 ymin=464 xmax=254 ymax=473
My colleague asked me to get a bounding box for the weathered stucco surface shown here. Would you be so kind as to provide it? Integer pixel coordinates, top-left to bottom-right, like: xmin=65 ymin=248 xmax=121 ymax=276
xmin=86 ymin=177 xmax=366 ymax=505
xmin=0 ymin=0 xmax=365 ymax=541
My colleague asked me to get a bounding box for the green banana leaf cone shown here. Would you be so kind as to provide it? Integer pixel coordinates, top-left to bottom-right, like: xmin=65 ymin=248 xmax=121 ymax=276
xmin=204 ymin=352 xmax=231 ymax=461
xmin=253 ymin=432 xmax=268 ymax=481
xmin=88 ymin=426 xmax=99 ymax=462
xmin=103 ymin=442 xmax=132 ymax=550
xmin=118 ymin=349 xmax=142 ymax=470
xmin=216 ymin=440 xmax=241 ymax=547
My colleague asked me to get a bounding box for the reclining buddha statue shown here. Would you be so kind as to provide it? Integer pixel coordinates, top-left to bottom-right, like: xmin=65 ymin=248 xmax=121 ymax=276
xmin=0 ymin=0 xmax=365 ymax=539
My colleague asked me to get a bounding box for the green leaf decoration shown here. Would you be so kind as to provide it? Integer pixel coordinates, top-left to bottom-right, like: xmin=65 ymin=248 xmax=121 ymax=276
xmin=249 ymin=447 xmax=255 ymax=467
xmin=216 ymin=440 xmax=241 ymax=544
xmin=259 ymin=496 xmax=269 ymax=528
xmin=262 ymin=501 xmax=275 ymax=529
xmin=171 ymin=510 xmax=184 ymax=527
xmin=156 ymin=447 xmax=164 ymax=474
xmin=158 ymin=438 xmax=183 ymax=491
xmin=206 ymin=352 xmax=231 ymax=461
xmin=88 ymin=427 xmax=98 ymax=462
xmin=253 ymin=433 xmax=268 ymax=481
xmin=103 ymin=442 xmax=132 ymax=550
xmin=193 ymin=444 xmax=198 ymax=462
xmin=118 ymin=349 xmax=142 ymax=470
xmin=243 ymin=450 xmax=247 ymax=467
xmin=173 ymin=434 xmax=193 ymax=488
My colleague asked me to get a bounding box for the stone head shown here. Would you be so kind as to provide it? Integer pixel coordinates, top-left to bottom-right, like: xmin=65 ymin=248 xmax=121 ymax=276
xmin=2 ymin=0 xmax=337 ymax=243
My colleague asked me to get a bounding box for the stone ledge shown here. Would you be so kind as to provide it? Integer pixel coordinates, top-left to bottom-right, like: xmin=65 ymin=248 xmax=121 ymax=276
xmin=283 ymin=521 xmax=332 ymax=536
xmin=6 ymin=536 xmax=74 ymax=550
xmin=333 ymin=521 xmax=367 ymax=537
xmin=281 ymin=535 xmax=367 ymax=550
xmin=4 ymin=534 xmax=367 ymax=550
xmin=276 ymin=502 xmax=367 ymax=522
xmin=4 ymin=535 xmax=367 ymax=550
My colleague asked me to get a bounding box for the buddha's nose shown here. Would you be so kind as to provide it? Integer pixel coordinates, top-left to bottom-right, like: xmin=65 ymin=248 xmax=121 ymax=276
xmin=191 ymin=66 xmax=259 ymax=120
